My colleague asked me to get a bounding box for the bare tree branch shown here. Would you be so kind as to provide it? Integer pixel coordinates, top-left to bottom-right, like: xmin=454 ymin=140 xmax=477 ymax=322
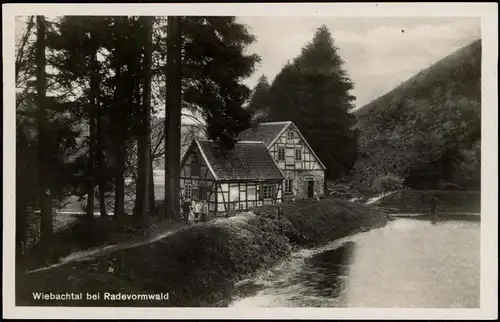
xmin=16 ymin=16 xmax=35 ymax=84
xmin=180 ymin=113 xmax=208 ymax=136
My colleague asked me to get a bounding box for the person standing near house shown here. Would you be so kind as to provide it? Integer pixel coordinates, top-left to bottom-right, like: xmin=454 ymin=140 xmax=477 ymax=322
xmin=192 ymin=199 xmax=201 ymax=223
xmin=201 ymin=200 xmax=209 ymax=224
xmin=182 ymin=198 xmax=191 ymax=224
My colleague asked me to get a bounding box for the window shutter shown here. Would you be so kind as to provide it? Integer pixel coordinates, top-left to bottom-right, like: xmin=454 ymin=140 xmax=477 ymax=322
xmin=259 ymin=184 xmax=264 ymax=200
xmin=272 ymin=184 xmax=277 ymax=199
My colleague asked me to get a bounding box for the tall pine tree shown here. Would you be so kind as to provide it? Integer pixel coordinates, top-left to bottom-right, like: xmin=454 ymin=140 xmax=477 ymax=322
xmin=181 ymin=17 xmax=259 ymax=151
xmin=35 ymin=15 xmax=53 ymax=242
xmin=246 ymin=74 xmax=271 ymax=118
xmin=266 ymin=25 xmax=358 ymax=184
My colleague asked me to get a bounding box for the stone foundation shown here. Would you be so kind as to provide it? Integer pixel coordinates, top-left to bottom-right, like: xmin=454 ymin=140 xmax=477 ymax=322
xmin=282 ymin=170 xmax=325 ymax=201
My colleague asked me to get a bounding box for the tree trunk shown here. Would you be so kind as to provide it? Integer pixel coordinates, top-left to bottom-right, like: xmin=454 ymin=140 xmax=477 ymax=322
xmin=97 ymin=131 xmax=108 ymax=217
xmin=17 ymin=134 xmax=29 ymax=256
xmin=92 ymin=45 xmax=108 ymax=218
xmin=114 ymin=145 xmax=126 ymax=219
xmin=133 ymin=65 xmax=144 ymax=217
xmin=86 ymin=39 xmax=97 ymax=220
xmin=16 ymin=192 xmax=27 ymax=257
xmin=165 ymin=16 xmax=182 ymax=220
xmin=86 ymin=139 xmax=96 ymax=220
xmin=149 ymin=143 xmax=155 ymax=213
xmin=136 ymin=16 xmax=153 ymax=223
xmin=36 ymin=15 xmax=53 ymax=242
xmin=112 ymin=33 xmax=125 ymax=221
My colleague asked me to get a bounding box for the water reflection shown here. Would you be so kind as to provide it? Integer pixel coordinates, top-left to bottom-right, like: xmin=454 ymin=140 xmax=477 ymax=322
xmin=299 ymin=241 xmax=355 ymax=298
xmin=231 ymin=239 xmax=358 ymax=307
xmin=230 ymin=218 xmax=480 ymax=308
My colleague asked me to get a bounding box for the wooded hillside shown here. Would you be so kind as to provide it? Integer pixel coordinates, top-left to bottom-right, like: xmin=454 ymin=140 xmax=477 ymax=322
xmin=351 ymin=39 xmax=481 ymax=192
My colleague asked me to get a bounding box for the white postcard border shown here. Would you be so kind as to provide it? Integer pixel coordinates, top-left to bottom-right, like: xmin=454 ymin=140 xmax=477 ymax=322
xmin=3 ymin=2 xmax=498 ymax=320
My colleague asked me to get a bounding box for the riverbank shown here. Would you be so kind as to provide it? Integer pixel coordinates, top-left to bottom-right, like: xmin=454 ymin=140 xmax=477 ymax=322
xmin=370 ymin=190 xmax=481 ymax=214
xmin=390 ymin=212 xmax=480 ymax=222
xmin=16 ymin=198 xmax=389 ymax=307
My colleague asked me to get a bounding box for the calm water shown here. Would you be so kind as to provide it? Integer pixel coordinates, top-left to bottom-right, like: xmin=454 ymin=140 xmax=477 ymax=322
xmin=230 ymin=218 xmax=480 ymax=308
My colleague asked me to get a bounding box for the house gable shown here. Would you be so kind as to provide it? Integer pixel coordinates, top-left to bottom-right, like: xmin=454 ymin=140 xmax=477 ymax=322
xmin=180 ymin=139 xmax=218 ymax=181
xmin=268 ymin=122 xmax=326 ymax=171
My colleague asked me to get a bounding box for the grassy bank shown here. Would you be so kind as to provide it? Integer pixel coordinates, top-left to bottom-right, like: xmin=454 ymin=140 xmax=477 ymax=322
xmin=16 ymin=198 xmax=388 ymax=307
xmin=18 ymin=205 xmax=184 ymax=272
xmin=372 ymin=190 xmax=481 ymax=214
xmin=391 ymin=213 xmax=480 ymax=222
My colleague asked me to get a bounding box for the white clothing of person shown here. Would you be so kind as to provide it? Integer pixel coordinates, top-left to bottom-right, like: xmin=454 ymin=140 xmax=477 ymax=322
xmin=188 ymin=211 xmax=196 ymax=223
xmin=193 ymin=201 xmax=201 ymax=214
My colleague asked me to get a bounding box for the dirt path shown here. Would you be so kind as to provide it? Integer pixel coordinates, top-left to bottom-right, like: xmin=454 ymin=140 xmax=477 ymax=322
xmin=365 ymin=191 xmax=396 ymax=205
xmin=24 ymin=213 xmax=256 ymax=275
xmin=25 ymin=224 xmax=188 ymax=274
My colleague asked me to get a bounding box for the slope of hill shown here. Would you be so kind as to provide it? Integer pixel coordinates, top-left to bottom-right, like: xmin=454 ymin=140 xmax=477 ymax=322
xmin=351 ymin=39 xmax=481 ymax=192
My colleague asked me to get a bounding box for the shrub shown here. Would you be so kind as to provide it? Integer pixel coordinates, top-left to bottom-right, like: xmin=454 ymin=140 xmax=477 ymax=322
xmin=372 ymin=173 xmax=404 ymax=193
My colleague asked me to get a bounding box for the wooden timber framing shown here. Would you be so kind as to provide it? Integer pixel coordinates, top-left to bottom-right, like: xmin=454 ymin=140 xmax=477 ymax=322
xmin=214 ymin=179 xmax=283 ymax=215
xmin=180 ymin=177 xmax=283 ymax=216
xmin=263 ymin=123 xmax=326 ymax=199
xmin=179 ymin=139 xmax=284 ymax=217
xmin=180 ymin=140 xmax=219 ymax=212
xmin=269 ymin=128 xmax=323 ymax=171
xmin=237 ymin=121 xmax=328 ymax=200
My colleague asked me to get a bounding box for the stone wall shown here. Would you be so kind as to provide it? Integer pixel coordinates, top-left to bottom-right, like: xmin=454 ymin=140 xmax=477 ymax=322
xmin=282 ymin=170 xmax=325 ymax=201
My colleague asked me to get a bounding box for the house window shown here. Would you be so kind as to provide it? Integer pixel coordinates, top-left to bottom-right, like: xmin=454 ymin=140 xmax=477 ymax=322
xmin=184 ymin=184 xmax=192 ymax=199
xmin=287 ymin=131 xmax=295 ymax=140
xmin=262 ymin=184 xmax=273 ymax=199
xmin=191 ymin=155 xmax=200 ymax=177
xmin=263 ymin=185 xmax=273 ymax=199
xmin=277 ymin=148 xmax=285 ymax=161
xmin=284 ymin=179 xmax=293 ymax=194
xmin=247 ymin=185 xmax=257 ymax=201
xmin=295 ymin=149 xmax=302 ymax=161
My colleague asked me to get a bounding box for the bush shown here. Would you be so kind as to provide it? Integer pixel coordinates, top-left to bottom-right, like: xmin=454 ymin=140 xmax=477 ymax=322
xmin=372 ymin=173 xmax=404 ymax=193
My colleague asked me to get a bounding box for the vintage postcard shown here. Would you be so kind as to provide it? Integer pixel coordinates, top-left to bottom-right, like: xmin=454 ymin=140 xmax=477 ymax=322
xmin=3 ymin=2 xmax=498 ymax=320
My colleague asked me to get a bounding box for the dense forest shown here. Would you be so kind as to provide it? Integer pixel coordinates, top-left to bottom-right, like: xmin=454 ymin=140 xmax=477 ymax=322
xmin=351 ymin=39 xmax=481 ymax=193
xmin=15 ymin=16 xmax=259 ymax=252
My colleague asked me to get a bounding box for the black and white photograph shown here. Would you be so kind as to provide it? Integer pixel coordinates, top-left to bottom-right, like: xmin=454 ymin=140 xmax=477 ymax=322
xmin=3 ymin=2 xmax=498 ymax=320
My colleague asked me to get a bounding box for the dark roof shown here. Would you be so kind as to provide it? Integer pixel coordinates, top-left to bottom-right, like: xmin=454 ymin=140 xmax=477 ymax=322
xmin=237 ymin=121 xmax=291 ymax=147
xmin=196 ymin=140 xmax=284 ymax=181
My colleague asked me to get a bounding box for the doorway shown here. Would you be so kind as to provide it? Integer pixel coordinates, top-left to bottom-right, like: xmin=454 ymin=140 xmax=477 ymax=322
xmin=307 ymin=180 xmax=314 ymax=198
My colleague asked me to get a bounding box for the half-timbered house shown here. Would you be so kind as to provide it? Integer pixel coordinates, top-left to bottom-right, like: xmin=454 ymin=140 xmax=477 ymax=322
xmin=238 ymin=121 xmax=326 ymax=201
xmin=180 ymin=139 xmax=284 ymax=216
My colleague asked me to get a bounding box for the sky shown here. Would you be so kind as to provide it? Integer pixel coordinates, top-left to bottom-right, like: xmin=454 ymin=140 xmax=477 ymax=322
xmin=15 ymin=16 xmax=481 ymax=111
xmin=237 ymin=17 xmax=481 ymax=108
